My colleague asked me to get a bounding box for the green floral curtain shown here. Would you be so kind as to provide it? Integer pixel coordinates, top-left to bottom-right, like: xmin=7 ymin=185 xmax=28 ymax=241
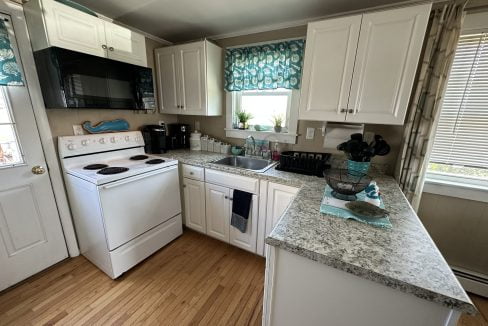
xmin=224 ymin=39 xmax=305 ymax=91
xmin=0 ymin=19 xmax=24 ymax=86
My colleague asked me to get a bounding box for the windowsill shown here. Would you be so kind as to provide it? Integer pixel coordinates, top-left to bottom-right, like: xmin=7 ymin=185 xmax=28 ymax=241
xmin=224 ymin=128 xmax=298 ymax=144
xmin=423 ymin=173 xmax=488 ymax=203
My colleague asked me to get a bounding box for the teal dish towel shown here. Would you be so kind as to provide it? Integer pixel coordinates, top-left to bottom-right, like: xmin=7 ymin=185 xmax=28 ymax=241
xmin=320 ymin=186 xmax=392 ymax=229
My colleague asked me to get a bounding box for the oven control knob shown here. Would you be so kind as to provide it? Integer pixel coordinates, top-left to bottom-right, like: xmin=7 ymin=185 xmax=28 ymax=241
xmin=135 ymin=136 xmax=141 ymax=142
xmin=125 ymin=136 xmax=130 ymax=142
xmin=99 ymin=138 xmax=105 ymax=144
xmin=67 ymin=143 xmax=76 ymax=150
xmin=81 ymin=140 xmax=88 ymax=146
xmin=110 ymin=137 xmax=116 ymax=143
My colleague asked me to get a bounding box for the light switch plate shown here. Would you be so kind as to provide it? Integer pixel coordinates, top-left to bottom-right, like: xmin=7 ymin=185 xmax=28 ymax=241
xmin=73 ymin=125 xmax=84 ymax=135
xmin=306 ymin=127 xmax=315 ymax=140
xmin=364 ymin=131 xmax=375 ymax=144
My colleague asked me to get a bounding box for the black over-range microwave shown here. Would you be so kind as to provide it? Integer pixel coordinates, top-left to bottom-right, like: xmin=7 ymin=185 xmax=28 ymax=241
xmin=33 ymin=47 xmax=155 ymax=110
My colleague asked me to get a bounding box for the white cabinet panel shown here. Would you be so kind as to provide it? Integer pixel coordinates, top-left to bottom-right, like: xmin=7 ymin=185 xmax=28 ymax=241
xmin=346 ymin=4 xmax=430 ymax=125
xmin=155 ymin=48 xmax=181 ymax=114
xmin=265 ymin=183 xmax=299 ymax=238
xmin=183 ymin=178 xmax=206 ymax=234
xmin=299 ymin=15 xmax=361 ymax=122
xmin=178 ymin=43 xmax=207 ymax=115
xmin=229 ymin=192 xmax=258 ymax=253
xmin=205 ymin=183 xmax=230 ymax=242
xmin=104 ymin=22 xmax=147 ymax=66
xmin=43 ymin=0 xmax=107 ymax=57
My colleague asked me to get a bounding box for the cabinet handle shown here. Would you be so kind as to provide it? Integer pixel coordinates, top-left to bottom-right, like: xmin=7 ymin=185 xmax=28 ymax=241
xmin=229 ymin=198 xmax=233 ymax=201
xmin=340 ymin=108 xmax=346 ymax=113
xmin=224 ymin=196 xmax=228 ymax=199
xmin=109 ymin=47 xmax=114 ymax=51
xmin=102 ymin=44 xmax=107 ymax=49
xmin=348 ymin=109 xmax=354 ymax=114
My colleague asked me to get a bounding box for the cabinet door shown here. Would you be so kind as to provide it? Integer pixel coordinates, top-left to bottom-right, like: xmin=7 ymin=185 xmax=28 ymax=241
xmin=104 ymin=22 xmax=147 ymax=67
xmin=265 ymin=183 xmax=299 ymax=238
xmin=155 ymin=48 xmax=181 ymax=114
xmin=298 ymin=15 xmax=361 ymax=122
xmin=229 ymin=192 xmax=258 ymax=253
xmin=177 ymin=42 xmax=207 ymax=115
xmin=43 ymin=0 xmax=107 ymax=57
xmin=347 ymin=4 xmax=431 ymax=125
xmin=205 ymin=183 xmax=230 ymax=242
xmin=183 ymin=178 xmax=206 ymax=233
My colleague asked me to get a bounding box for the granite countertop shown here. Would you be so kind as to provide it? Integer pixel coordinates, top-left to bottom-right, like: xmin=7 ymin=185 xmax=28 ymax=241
xmin=161 ymin=149 xmax=476 ymax=314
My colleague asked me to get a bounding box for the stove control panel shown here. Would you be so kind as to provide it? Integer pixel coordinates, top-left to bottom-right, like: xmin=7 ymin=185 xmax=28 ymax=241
xmin=58 ymin=131 xmax=145 ymax=158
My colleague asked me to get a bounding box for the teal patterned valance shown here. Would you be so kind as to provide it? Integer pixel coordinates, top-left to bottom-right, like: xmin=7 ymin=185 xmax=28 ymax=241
xmin=224 ymin=39 xmax=305 ymax=91
xmin=0 ymin=19 xmax=24 ymax=86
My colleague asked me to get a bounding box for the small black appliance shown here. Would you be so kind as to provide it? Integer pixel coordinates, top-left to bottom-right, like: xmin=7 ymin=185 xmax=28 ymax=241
xmin=167 ymin=124 xmax=191 ymax=149
xmin=141 ymin=124 xmax=168 ymax=154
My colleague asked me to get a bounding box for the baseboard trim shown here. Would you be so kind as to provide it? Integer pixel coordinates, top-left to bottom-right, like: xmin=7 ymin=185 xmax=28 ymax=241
xmin=452 ymin=266 xmax=488 ymax=298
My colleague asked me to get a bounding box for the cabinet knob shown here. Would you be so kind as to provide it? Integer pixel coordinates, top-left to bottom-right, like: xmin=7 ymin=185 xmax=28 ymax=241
xmin=189 ymin=172 xmax=194 ymax=175
xmin=183 ymin=185 xmax=186 ymax=188
xmin=109 ymin=47 xmax=114 ymax=51
xmin=340 ymin=108 xmax=346 ymax=113
xmin=224 ymin=196 xmax=228 ymax=199
xmin=229 ymin=198 xmax=233 ymax=201
xmin=348 ymin=109 xmax=354 ymax=114
xmin=102 ymin=44 xmax=107 ymax=49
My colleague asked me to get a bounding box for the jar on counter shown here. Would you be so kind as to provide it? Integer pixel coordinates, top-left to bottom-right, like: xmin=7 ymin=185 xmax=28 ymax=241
xmin=221 ymin=143 xmax=230 ymax=154
xmin=190 ymin=131 xmax=202 ymax=151
xmin=201 ymin=135 xmax=209 ymax=151
xmin=207 ymin=138 xmax=215 ymax=152
xmin=213 ymin=141 xmax=222 ymax=153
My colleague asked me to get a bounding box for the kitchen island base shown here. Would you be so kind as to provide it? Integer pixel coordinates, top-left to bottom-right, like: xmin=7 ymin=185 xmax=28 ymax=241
xmin=263 ymin=246 xmax=461 ymax=326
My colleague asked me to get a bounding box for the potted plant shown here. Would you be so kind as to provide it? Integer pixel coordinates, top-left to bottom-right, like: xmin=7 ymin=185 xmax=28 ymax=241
xmin=236 ymin=110 xmax=253 ymax=129
xmin=272 ymin=114 xmax=284 ymax=133
xmin=337 ymin=133 xmax=391 ymax=175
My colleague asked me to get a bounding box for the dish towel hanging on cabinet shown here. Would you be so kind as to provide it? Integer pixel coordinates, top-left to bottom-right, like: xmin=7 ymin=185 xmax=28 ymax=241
xmin=230 ymin=190 xmax=253 ymax=233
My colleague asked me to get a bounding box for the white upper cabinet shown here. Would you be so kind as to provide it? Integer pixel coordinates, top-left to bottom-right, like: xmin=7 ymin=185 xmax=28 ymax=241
xmin=24 ymin=0 xmax=148 ymax=67
xmin=298 ymin=3 xmax=431 ymax=125
xmin=299 ymin=15 xmax=361 ymax=121
xmin=155 ymin=40 xmax=223 ymax=116
xmin=103 ymin=22 xmax=147 ymax=67
xmin=347 ymin=4 xmax=431 ymax=124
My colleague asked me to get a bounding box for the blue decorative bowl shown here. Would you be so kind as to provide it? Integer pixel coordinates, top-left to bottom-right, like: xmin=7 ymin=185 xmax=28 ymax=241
xmin=231 ymin=146 xmax=243 ymax=156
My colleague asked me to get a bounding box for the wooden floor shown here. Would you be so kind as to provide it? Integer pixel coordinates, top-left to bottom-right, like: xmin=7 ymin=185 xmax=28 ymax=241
xmin=0 ymin=230 xmax=265 ymax=326
xmin=1 ymin=229 xmax=488 ymax=326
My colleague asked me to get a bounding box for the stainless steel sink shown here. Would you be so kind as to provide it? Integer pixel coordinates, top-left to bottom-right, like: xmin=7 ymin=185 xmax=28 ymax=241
xmin=213 ymin=156 xmax=277 ymax=172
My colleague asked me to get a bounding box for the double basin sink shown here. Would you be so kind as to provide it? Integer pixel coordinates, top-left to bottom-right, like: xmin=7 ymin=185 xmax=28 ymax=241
xmin=213 ymin=156 xmax=277 ymax=173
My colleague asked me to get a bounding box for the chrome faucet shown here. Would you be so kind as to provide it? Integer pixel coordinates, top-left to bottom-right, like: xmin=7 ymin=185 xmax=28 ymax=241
xmin=246 ymin=135 xmax=256 ymax=156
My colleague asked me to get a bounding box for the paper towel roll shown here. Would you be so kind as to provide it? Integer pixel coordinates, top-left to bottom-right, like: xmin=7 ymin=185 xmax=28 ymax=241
xmin=323 ymin=123 xmax=364 ymax=152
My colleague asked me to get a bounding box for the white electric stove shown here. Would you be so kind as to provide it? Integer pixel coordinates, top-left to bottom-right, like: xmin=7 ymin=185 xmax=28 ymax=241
xmin=59 ymin=131 xmax=182 ymax=279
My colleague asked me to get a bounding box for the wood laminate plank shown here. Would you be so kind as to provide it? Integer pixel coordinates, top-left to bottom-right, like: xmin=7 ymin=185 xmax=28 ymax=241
xmin=0 ymin=230 xmax=265 ymax=326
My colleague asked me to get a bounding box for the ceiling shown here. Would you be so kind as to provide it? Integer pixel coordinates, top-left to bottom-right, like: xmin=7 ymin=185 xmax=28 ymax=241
xmin=74 ymin=0 xmax=423 ymax=43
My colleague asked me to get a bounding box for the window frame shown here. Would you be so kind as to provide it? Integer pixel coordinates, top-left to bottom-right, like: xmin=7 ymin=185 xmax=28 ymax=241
xmin=424 ymin=12 xmax=488 ymax=200
xmin=225 ymin=89 xmax=300 ymax=144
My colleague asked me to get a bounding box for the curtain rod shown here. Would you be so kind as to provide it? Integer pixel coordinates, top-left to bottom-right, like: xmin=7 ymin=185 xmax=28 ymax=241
xmin=225 ymin=37 xmax=305 ymax=49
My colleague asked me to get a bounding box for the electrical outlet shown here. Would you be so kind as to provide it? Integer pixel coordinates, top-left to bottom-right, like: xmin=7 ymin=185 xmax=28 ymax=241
xmin=158 ymin=120 xmax=165 ymax=126
xmin=73 ymin=125 xmax=84 ymax=135
xmin=195 ymin=121 xmax=200 ymax=131
xmin=364 ymin=131 xmax=375 ymax=143
xmin=306 ymin=127 xmax=315 ymax=140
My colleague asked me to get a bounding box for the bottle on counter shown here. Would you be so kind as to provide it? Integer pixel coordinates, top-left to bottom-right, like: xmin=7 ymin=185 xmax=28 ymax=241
xmin=201 ymin=135 xmax=209 ymax=151
xmin=272 ymin=143 xmax=281 ymax=161
xmin=213 ymin=141 xmax=222 ymax=153
xmin=208 ymin=138 xmax=215 ymax=152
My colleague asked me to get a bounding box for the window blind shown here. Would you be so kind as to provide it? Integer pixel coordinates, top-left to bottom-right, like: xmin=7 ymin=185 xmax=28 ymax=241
xmin=430 ymin=32 xmax=488 ymax=169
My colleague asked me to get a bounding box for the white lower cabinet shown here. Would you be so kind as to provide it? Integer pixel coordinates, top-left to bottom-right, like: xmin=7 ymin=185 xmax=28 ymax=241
xmin=182 ymin=177 xmax=206 ymax=234
xmin=205 ymin=183 xmax=230 ymax=242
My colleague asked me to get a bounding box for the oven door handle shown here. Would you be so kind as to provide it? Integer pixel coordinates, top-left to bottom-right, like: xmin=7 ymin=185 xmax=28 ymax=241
xmin=101 ymin=165 xmax=177 ymax=190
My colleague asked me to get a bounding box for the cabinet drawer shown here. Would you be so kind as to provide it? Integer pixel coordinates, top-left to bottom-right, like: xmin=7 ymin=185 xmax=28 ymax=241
xmin=205 ymin=169 xmax=259 ymax=194
xmin=182 ymin=164 xmax=204 ymax=181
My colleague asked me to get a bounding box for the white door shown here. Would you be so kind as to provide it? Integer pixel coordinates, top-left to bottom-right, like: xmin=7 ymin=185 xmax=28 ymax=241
xmin=265 ymin=183 xmax=299 ymax=238
xmin=43 ymin=0 xmax=107 ymax=58
xmin=104 ymin=21 xmax=147 ymax=67
xmin=229 ymin=191 xmax=258 ymax=253
xmin=0 ymin=16 xmax=67 ymax=291
xmin=347 ymin=4 xmax=431 ymax=125
xmin=178 ymin=42 xmax=206 ymax=115
xmin=183 ymin=177 xmax=206 ymax=234
xmin=205 ymin=183 xmax=230 ymax=242
xmin=155 ymin=48 xmax=181 ymax=114
xmin=298 ymin=15 xmax=361 ymax=122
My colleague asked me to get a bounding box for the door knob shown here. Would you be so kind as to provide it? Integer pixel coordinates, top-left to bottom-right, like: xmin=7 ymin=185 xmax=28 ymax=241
xmin=32 ymin=165 xmax=46 ymax=175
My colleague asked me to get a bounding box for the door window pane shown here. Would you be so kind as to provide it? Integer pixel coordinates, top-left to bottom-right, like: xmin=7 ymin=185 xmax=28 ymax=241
xmin=0 ymin=87 xmax=23 ymax=167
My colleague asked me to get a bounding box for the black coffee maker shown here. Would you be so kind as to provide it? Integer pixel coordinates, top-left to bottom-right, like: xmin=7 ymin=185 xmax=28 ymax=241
xmin=141 ymin=124 xmax=168 ymax=154
xmin=167 ymin=123 xmax=191 ymax=149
